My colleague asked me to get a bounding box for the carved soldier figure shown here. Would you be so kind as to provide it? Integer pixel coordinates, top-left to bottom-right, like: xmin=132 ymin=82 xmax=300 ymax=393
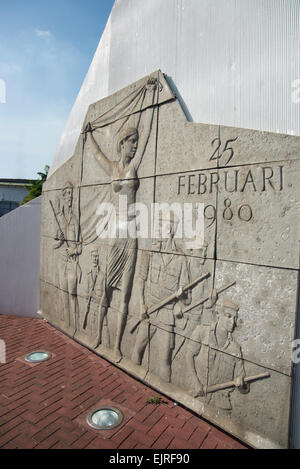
xmin=171 ymin=241 xmax=213 ymax=360
xmin=84 ymin=247 xmax=109 ymax=344
xmin=132 ymin=214 xmax=191 ymax=383
xmin=184 ymin=241 xmax=209 ymax=327
xmin=186 ymin=298 xmax=249 ymax=411
xmin=53 ymin=181 xmax=82 ymax=331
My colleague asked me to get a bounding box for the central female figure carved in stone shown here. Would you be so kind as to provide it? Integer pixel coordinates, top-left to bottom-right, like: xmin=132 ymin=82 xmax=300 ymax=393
xmin=85 ymin=78 xmax=157 ymax=362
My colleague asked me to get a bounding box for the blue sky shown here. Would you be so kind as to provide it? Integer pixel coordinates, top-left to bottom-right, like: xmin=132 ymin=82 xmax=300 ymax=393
xmin=0 ymin=0 xmax=115 ymax=179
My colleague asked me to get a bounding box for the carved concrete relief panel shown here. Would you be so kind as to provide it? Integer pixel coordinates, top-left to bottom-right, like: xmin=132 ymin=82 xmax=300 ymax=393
xmin=40 ymin=71 xmax=300 ymax=449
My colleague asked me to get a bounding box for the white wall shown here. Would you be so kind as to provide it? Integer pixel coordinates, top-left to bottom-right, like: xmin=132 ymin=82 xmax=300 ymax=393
xmin=49 ymin=0 xmax=300 ymax=176
xmin=0 ymin=197 xmax=41 ymax=318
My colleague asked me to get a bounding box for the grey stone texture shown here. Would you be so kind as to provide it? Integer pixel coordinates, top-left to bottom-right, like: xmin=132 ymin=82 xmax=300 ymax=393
xmin=40 ymin=71 xmax=300 ymax=449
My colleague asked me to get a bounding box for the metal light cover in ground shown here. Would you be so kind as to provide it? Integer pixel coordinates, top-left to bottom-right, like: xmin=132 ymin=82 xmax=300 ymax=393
xmin=86 ymin=407 xmax=124 ymax=430
xmin=25 ymin=351 xmax=52 ymax=363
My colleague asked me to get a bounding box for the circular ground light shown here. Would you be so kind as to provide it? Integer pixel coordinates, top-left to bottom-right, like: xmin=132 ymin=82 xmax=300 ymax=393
xmin=25 ymin=351 xmax=52 ymax=363
xmin=86 ymin=407 xmax=124 ymax=430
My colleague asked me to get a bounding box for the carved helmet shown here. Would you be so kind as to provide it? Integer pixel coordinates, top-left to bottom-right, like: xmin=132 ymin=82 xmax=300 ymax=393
xmin=216 ymin=298 xmax=239 ymax=313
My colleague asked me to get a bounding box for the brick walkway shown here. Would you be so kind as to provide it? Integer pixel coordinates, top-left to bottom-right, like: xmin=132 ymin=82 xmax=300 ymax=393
xmin=0 ymin=315 xmax=247 ymax=449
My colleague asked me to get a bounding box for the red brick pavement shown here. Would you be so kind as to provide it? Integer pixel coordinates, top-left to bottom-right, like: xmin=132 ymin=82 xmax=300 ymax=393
xmin=0 ymin=315 xmax=247 ymax=450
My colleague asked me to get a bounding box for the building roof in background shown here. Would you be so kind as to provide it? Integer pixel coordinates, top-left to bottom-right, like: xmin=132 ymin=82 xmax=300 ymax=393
xmin=0 ymin=179 xmax=33 ymax=186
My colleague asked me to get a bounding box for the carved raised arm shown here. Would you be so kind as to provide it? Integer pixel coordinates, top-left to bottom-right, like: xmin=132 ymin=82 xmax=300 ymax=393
xmin=85 ymin=126 xmax=113 ymax=177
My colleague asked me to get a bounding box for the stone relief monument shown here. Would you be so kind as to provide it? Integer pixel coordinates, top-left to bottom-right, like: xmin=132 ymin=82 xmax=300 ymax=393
xmin=40 ymin=70 xmax=300 ymax=449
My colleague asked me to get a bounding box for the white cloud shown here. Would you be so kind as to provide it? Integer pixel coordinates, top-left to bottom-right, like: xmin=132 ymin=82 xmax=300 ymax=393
xmin=35 ymin=29 xmax=52 ymax=38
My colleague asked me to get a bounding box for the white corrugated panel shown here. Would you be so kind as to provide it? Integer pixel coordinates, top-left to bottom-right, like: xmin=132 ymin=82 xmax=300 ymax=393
xmin=49 ymin=0 xmax=300 ymax=176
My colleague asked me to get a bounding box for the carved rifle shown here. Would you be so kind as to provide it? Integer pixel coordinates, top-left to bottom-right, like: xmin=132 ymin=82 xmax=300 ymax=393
xmin=83 ymin=270 xmax=99 ymax=330
xmin=172 ymin=281 xmax=236 ymax=362
xmin=204 ymin=372 xmax=270 ymax=394
xmin=49 ymin=200 xmax=69 ymax=248
xmin=181 ymin=281 xmax=236 ymax=315
xmin=130 ymin=272 xmax=210 ymax=334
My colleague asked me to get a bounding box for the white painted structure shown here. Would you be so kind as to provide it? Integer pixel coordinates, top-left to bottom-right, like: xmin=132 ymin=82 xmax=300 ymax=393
xmin=49 ymin=0 xmax=300 ymax=177
xmin=0 ymin=197 xmax=41 ymax=318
